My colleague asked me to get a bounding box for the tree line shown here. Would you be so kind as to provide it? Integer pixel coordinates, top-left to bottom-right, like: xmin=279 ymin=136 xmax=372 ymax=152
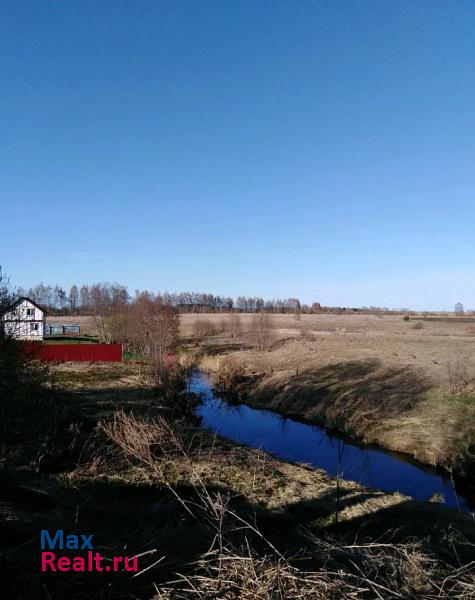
xmin=18 ymin=281 xmax=467 ymax=316
xmin=17 ymin=282 xmax=314 ymax=314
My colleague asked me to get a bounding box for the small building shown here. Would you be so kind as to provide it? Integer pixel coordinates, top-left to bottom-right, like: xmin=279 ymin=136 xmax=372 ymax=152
xmin=1 ymin=297 xmax=47 ymax=340
xmin=45 ymin=324 xmax=81 ymax=336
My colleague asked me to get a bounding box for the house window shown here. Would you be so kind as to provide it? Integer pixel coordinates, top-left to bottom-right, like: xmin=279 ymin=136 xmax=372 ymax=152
xmin=27 ymin=308 xmax=33 ymax=316
xmin=30 ymin=322 xmax=39 ymax=331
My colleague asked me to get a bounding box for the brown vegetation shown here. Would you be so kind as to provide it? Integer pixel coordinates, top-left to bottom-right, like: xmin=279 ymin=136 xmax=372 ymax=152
xmin=227 ymin=311 xmax=242 ymax=338
xmin=251 ymin=312 xmax=274 ymax=351
xmin=1 ymin=359 xmax=474 ymax=599
xmin=192 ymin=317 xmax=218 ymax=338
xmin=183 ymin=313 xmax=475 ymax=475
xmin=448 ymin=352 xmax=475 ymax=396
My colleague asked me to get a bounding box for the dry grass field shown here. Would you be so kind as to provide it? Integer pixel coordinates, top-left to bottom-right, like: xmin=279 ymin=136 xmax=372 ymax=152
xmin=181 ymin=313 xmax=475 ymax=475
xmin=180 ymin=313 xmax=475 ymax=384
xmin=44 ymin=313 xmax=475 ymax=473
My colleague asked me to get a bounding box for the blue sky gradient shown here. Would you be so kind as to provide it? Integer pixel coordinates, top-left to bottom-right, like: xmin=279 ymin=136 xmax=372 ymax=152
xmin=1 ymin=1 xmax=474 ymax=309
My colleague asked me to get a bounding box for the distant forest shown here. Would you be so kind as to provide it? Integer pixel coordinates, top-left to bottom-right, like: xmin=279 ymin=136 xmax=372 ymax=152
xmin=15 ymin=282 xmax=407 ymax=315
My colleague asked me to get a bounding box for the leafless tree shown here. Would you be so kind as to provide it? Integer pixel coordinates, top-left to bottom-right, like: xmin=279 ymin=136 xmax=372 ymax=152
xmin=0 ymin=267 xmax=11 ymax=314
xmin=128 ymin=294 xmax=179 ymax=386
xmin=90 ymin=285 xmax=111 ymax=342
xmin=192 ymin=318 xmax=217 ymax=338
xmin=251 ymin=312 xmax=273 ymax=351
xmin=69 ymin=285 xmax=79 ymax=312
xmin=454 ymin=302 xmax=464 ymax=315
xmin=80 ymin=285 xmax=90 ymax=311
xmin=228 ymin=312 xmax=242 ymax=338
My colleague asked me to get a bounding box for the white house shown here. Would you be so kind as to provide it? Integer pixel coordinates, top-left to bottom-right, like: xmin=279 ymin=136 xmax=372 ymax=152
xmin=1 ymin=297 xmax=47 ymax=340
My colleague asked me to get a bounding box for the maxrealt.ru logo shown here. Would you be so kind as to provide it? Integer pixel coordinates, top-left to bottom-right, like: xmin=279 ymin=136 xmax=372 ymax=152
xmin=40 ymin=530 xmax=138 ymax=573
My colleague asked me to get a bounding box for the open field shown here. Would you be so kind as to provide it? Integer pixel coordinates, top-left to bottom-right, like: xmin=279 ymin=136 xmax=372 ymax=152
xmin=2 ymin=361 xmax=474 ymax=598
xmin=182 ymin=313 xmax=475 ymax=476
xmin=40 ymin=313 xmax=475 ymax=474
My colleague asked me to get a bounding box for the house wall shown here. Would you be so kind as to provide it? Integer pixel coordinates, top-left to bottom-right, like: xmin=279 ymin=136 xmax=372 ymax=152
xmin=2 ymin=299 xmax=45 ymax=339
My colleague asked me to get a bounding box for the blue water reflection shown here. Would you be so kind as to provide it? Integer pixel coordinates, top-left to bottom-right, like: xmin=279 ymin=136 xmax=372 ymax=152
xmin=192 ymin=370 xmax=472 ymax=512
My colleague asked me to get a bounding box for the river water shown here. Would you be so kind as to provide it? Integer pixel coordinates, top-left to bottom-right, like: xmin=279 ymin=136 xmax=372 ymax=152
xmin=191 ymin=369 xmax=473 ymax=513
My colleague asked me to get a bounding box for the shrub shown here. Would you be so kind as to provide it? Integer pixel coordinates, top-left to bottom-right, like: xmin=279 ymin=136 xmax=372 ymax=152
xmin=192 ymin=318 xmax=217 ymax=338
xmin=251 ymin=313 xmax=274 ymax=351
xmin=447 ymin=353 xmax=474 ymax=396
xmin=227 ymin=312 xmax=242 ymax=338
xmin=215 ymin=358 xmax=245 ymax=391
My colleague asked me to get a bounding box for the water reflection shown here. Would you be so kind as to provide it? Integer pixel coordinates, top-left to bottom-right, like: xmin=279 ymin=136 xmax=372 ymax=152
xmin=191 ymin=370 xmax=472 ymax=513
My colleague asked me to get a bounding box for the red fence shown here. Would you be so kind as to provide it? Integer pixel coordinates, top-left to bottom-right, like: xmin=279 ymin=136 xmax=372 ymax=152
xmin=22 ymin=343 xmax=122 ymax=363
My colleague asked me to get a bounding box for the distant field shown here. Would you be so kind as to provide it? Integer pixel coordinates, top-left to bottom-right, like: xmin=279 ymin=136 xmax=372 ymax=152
xmin=180 ymin=312 xmax=475 ymax=387
xmin=412 ymin=316 xmax=475 ymax=323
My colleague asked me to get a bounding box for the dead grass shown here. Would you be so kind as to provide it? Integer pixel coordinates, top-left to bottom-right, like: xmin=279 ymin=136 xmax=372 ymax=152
xmin=3 ymin=360 xmax=475 ymax=599
xmin=155 ymin=540 xmax=475 ymax=599
xmin=182 ymin=314 xmax=475 ymax=474
xmin=98 ymin=411 xmax=475 ymax=600
xmin=448 ymin=352 xmax=475 ymax=396
xmin=192 ymin=318 xmax=219 ymax=338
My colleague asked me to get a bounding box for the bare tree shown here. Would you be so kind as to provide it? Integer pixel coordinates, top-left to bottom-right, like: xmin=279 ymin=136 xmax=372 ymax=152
xmin=0 ymin=267 xmax=11 ymax=314
xmin=251 ymin=312 xmax=273 ymax=351
xmin=454 ymin=302 xmax=464 ymax=315
xmin=80 ymin=285 xmax=90 ymax=311
xmin=102 ymin=303 xmax=130 ymax=345
xmin=90 ymin=284 xmax=111 ymax=342
xmin=69 ymin=284 xmax=79 ymax=312
xmin=128 ymin=294 xmax=179 ymax=386
xmin=192 ymin=318 xmax=217 ymax=338
xmin=228 ymin=312 xmax=242 ymax=338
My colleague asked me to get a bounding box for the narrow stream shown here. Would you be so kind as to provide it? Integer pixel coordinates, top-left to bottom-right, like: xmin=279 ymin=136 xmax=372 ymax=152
xmin=191 ymin=370 xmax=474 ymax=513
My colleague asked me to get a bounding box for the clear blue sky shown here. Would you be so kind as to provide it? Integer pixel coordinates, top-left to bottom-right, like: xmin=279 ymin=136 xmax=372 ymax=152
xmin=1 ymin=1 xmax=474 ymax=309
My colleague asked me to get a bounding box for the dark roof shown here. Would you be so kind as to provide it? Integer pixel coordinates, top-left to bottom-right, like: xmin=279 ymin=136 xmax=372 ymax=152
xmin=5 ymin=296 xmax=48 ymax=316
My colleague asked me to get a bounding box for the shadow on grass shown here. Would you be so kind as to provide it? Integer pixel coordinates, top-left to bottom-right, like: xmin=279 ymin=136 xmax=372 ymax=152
xmin=0 ymin=475 xmax=215 ymax=599
xmin=44 ymin=336 xmax=98 ymax=344
xmin=253 ymin=359 xmax=432 ymax=434
xmin=200 ymin=341 xmax=251 ymax=355
xmin=2 ymin=469 xmax=475 ymax=599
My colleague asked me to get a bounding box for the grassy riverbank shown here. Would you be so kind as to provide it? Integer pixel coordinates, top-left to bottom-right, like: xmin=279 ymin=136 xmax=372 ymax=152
xmin=45 ymin=312 xmax=475 ymax=474
xmin=181 ymin=313 xmax=475 ymax=478
xmin=1 ymin=362 xmax=475 ymax=599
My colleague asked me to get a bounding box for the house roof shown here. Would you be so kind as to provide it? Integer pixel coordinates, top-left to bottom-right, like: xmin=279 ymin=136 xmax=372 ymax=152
xmin=4 ymin=296 xmax=48 ymax=316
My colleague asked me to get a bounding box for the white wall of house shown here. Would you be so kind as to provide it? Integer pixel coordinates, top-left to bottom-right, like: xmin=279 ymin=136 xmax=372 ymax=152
xmin=2 ymin=298 xmax=46 ymax=340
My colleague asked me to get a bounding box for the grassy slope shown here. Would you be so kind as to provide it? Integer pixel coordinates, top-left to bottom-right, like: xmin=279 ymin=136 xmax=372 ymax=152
xmin=47 ymin=313 xmax=475 ymax=472
xmin=184 ymin=313 xmax=475 ymax=476
xmin=2 ymin=362 xmax=474 ymax=599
